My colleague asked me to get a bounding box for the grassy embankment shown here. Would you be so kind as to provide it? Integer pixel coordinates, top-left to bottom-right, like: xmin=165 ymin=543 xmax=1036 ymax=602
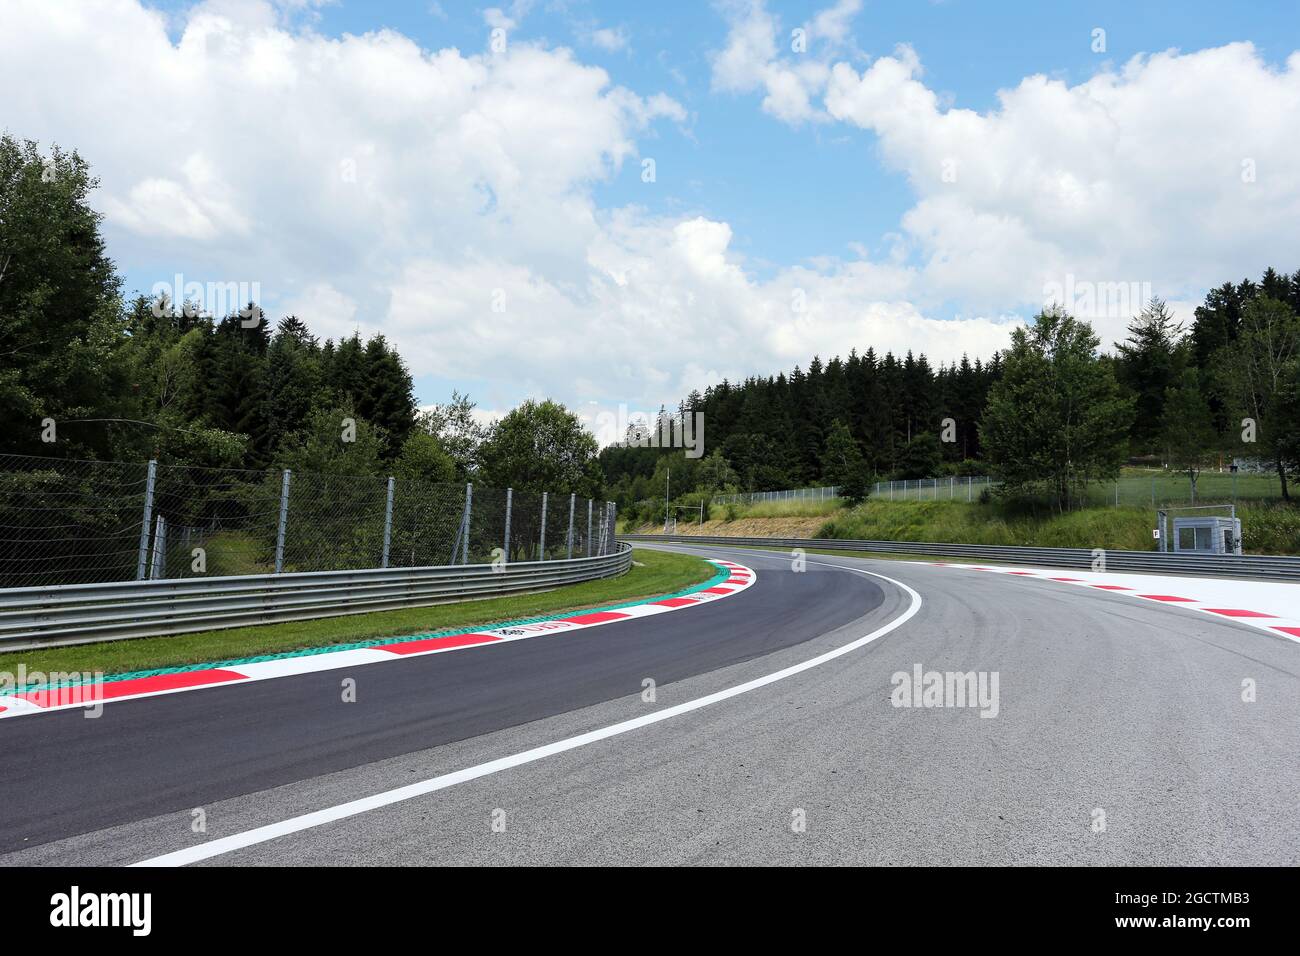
xmin=820 ymin=499 xmax=1298 ymax=553
xmin=0 ymin=547 xmax=715 ymax=681
xmin=629 ymin=490 xmax=1300 ymax=555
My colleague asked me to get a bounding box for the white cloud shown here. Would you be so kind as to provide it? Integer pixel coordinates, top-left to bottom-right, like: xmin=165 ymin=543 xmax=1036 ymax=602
xmin=585 ymin=26 xmax=630 ymax=54
xmin=484 ymin=0 xmax=533 ymax=34
xmin=821 ymin=41 xmax=1300 ymax=342
xmin=808 ymin=0 xmax=862 ymax=46
xmin=0 ymin=0 xmax=1029 ymax=420
xmin=709 ymin=2 xmax=1300 ymax=347
xmin=280 ymin=283 xmax=361 ymax=338
xmin=710 ymin=0 xmax=859 ymax=124
xmin=483 ymin=8 xmax=514 ymax=31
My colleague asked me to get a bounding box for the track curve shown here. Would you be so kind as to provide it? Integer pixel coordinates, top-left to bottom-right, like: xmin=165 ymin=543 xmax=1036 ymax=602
xmin=0 ymin=550 xmax=883 ymax=852
xmin=3 ymin=542 xmax=1297 ymax=866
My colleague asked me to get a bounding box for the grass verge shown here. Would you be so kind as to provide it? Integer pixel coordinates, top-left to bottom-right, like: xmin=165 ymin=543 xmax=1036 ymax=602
xmin=0 ymin=547 xmax=715 ymax=682
xmin=819 ymin=499 xmax=1300 ymax=553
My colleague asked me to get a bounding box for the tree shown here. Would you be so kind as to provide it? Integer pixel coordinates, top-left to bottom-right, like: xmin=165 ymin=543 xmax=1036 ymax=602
xmin=1114 ymin=297 xmax=1185 ymax=453
xmin=980 ymin=308 xmax=1134 ymax=509
xmin=418 ymin=390 xmax=488 ymax=478
xmin=274 ymin=405 xmax=386 ymax=477
xmin=1215 ymin=295 xmax=1300 ymax=500
xmin=695 ymin=450 xmax=740 ymax=492
xmin=820 ymin=419 xmax=870 ymax=501
xmin=894 ymin=432 xmax=942 ymax=480
xmin=1275 ymin=358 xmax=1300 ymax=485
xmin=393 ymin=432 xmax=455 ymax=484
xmin=1161 ymin=369 xmax=1217 ymax=502
xmin=0 ymin=136 xmax=124 ymax=458
xmin=259 ymin=316 xmax=323 ymax=461
xmin=721 ymin=432 xmax=792 ymax=491
xmin=476 ymin=399 xmax=601 ymax=496
xmin=358 ymin=334 xmax=415 ymax=457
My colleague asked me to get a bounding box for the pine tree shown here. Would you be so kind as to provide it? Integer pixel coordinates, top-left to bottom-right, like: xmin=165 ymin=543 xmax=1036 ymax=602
xmin=820 ymin=419 xmax=870 ymax=501
xmin=1114 ymin=298 xmax=1186 ymax=454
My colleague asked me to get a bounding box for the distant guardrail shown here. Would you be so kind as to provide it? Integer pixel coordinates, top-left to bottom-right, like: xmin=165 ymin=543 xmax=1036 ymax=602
xmin=0 ymin=544 xmax=633 ymax=651
xmin=622 ymin=535 xmax=1300 ymax=581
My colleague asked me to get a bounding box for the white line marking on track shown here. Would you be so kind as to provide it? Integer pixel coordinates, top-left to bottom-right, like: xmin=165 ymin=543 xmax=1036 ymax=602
xmin=130 ymin=561 xmax=920 ymax=867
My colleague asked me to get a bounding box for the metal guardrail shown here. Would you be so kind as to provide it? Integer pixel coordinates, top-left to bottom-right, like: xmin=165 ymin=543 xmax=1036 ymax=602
xmin=0 ymin=544 xmax=634 ymax=651
xmin=623 ymin=534 xmax=1300 ymax=581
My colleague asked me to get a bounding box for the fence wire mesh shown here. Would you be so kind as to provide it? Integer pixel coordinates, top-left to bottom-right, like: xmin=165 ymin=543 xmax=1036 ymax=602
xmin=715 ymin=470 xmax=1286 ymax=507
xmin=0 ymin=453 xmax=615 ymax=589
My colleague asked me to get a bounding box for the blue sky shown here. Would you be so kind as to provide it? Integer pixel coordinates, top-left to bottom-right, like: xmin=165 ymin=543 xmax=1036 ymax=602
xmin=5 ymin=0 xmax=1299 ymax=429
xmin=133 ymin=0 xmax=1298 ymax=275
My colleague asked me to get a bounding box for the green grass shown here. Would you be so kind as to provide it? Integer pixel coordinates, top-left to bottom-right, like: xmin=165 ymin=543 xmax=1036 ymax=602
xmin=199 ymin=530 xmax=275 ymax=576
xmin=709 ymin=497 xmax=845 ymax=520
xmin=0 ymin=547 xmax=715 ymax=681
xmin=818 ymin=499 xmax=1300 ymax=554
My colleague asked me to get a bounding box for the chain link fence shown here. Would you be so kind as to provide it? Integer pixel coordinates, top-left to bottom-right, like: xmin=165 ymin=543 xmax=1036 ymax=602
xmin=713 ymin=471 xmax=1287 ymax=507
xmin=712 ymin=486 xmax=843 ymax=505
xmin=0 ymin=453 xmax=616 ymax=589
xmin=876 ymin=472 xmax=1286 ymax=506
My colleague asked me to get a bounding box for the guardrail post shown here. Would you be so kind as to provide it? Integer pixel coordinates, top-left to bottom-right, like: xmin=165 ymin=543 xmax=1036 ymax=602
xmin=540 ymin=492 xmax=548 ymax=560
xmin=462 ymin=483 xmax=472 ymax=565
xmin=381 ymin=476 xmax=395 ymax=569
xmin=275 ymin=468 xmax=291 ymax=573
xmin=504 ymin=487 xmax=513 ymax=562
xmin=135 ymin=459 xmax=158 ymax=580
xmin=587 ymin=498 xmax=593 ymax=557
xmin=567 ymin=493 xmax=576 ymax=559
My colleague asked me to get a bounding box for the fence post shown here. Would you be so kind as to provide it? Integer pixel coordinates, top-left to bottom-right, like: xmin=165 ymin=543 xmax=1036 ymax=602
xmin=567 ymin=493 xmax=576 ymax=559
xmin=504 ymin=487 xmax=513 ymax=562
xmin=607 ymin=501 xmax=616 ymax=554
xmin=462 ymin=483 xmax=472 ymax=565
xmin=275 ymin=468 xmax=291 ymax=574
xmin=587 ymin=499 xmax=593 ymax=557
xmin=381 ymin=476 xmax=395 ymax=569
xmin=540 ymin=491 xmax=548 ymax=560
xmin=135 ymin=459 xmax=158 ymax=580
xmin=967 ymin=475 xmax=972 ymax=502
xmin=151 ymin=514 xmax=166 ymax=580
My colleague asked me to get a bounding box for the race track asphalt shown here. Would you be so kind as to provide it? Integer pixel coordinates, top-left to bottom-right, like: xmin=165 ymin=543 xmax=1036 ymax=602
xmin=0 ymin=548 xmax=878 ymax=854
xmin=2 ymin=542 xmax=1296 ymax=866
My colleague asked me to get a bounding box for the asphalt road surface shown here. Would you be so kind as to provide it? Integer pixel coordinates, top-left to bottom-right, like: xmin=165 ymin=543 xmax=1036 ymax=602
xmin=2 ymin=543 xmax=1296 ymax=866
